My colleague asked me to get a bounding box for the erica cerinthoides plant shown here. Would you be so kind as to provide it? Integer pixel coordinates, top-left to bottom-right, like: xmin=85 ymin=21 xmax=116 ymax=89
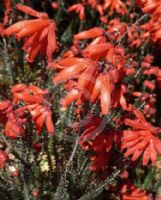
xmin=0 ymin=84 xmax=54 ymax=138
xmin=0 ymin=0 xmax=161 ymax=199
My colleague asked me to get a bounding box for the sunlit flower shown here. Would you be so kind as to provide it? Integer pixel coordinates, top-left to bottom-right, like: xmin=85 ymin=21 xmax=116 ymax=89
xmin=5 ymin=107 xmax=26 ymax=138
xmin=5 ymin=4 xmax=57 ymax=64
xmin=0 ymin=84 xmax=54 ymax=137
xmin=67 ymin=3 xmax=85 ymax=20
xmin=103 ymin=0 xmax=128 ymax=15
xmin=121 ymin=180 xmax=150 ymax=200
xmin=12 ymin=84 xmax=54 ymax=135
xmin=52 ymin=31 xmax=127 ymax=114
xmin=74 ymin=27 xmax=105 ymax=40
xmin=122 ymin=107 xmax=161 ymax=166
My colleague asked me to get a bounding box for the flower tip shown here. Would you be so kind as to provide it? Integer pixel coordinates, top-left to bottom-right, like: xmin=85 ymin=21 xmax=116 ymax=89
xmin=26 ymin=54 xmax=34 ymax=63
xmin=89 ymin=165 xmax=96 ymax=171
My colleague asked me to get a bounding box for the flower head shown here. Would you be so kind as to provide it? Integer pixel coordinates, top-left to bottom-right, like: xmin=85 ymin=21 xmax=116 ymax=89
xmin=5 ymin=4 xmax=57 ymax=64
xmin=0 ymin=84 xmax=54 ymax=138
xmin=122 ymin=107 xmax=161 ymax=166
xmin=3 ymin=0 xmax=11 ymax=25
xmin=0 ymin=151 xmax=8 ymax=168
xmin=121 ymin=180 xmax=150 ymax=200
xmin=67 ymin=3 xmax=85 ymax=20
xmin=52 ymin=27 xmax=127 ymax=115
xmin=73 ymin=114 xmax=119 ymax=171
xmin=12 ymin=84 xmax=54 ymax=135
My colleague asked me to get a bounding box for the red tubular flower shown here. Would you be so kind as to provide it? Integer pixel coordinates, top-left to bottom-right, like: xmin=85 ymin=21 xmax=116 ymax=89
xmin=0 ymin=23 xmax=5 ymax=36
xmin=86 ymin=0 xmax=97 ymax=8
xmin=0 ymin=84 xmax=54 ymax=137
xmin=52 ymin=25 xmax=127 ymax=114
xmin=52 ymin=31 xmax=127 ymax=114
xmin=96 ymin=4 xmax=104 ymax=16
xmin=0 ymin=100 xmax=27 ymax=138
xmin=127 ymin=24 xmax=142 ymax=48
xmin=12 ymin=84 xmax=48 ymax=104
xmin=51 ymin=2 xmax=59 ymax=10
xmin=141 ymin=18 xmax=161 ymax=45
xmin=53 ymin=57 xmax=97 ymax=107
xmin=103 ymin=0 xmax=128 ymax=15
xmin=138 ymin=0 xmax=161 ymax=45
xmin=0 ymin=151 xmax=8 ymax=168
xmin=0 ymin=97 xmax=24 ymax=139
xmin=11 ymin=84 xmax=54 ymax=135
xmin=106 ymin=19 xmax=127 ymax=41
xmin=74 ymin=27 xmax=105 ymax=40
xmin=5 ymin=107 xmax=26 ymax=138
xmin=0 ymin=100 xmax=12 ymax=123
xmin=82 ymin=42 xmax=113 ymax=59
xmin=144 ymin=80 xmax=156 ymax=90
xmin=122 ymin=107 xmax=161 ymax=166
xmin=67 ymin=3 xmax=85 ymax=20
xmin=3 ymin=0 xmax=11 ymax=24
xmin=90 ymin=153 xmax=110 ymax=171
xmin=26 ymin=103 xmax=54 ymax=135
xmin=73 ymin=114 xmax=120 ymax=171
xmin=121 ymin=180 xmax=150 ymax=200
xmin=100 ymin=73 xmax=111 ymax=115
xmin=5 ymin=4 xmax=57 ymax=64
xmin=137 ymin=0 xmax=160 ymax=14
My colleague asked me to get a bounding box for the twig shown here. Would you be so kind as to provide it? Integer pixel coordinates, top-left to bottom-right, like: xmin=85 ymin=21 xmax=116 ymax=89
xmin=115 ymin=14 xmax=148 ymax=45
xmin=65 ymin=135 xmax=79 ymax=175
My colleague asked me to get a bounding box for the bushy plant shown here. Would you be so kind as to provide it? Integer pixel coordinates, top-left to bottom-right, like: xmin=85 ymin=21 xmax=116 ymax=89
xmin=0 ymin=0 xmax=161 ymax=199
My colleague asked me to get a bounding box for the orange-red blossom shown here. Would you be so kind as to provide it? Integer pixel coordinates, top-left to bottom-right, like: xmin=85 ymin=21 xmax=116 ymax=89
xmin=12 ymin=84 xmax=54 ymax=135
xmin=73 ymin=114 xmax=120 ymax=171
xmin=53 ymin=54 xmax=127 ymax=115
xmin=52 ymin=27 xmax=127 ymax=115
xmin=67 ymin=3 xmax=85 ymax=20
xmin=0 ymin=84 xmax=54 ymax=138
xmin=122 ymin=107 xmax=161 ymax=166
xmin=121 ymin=179 xmax=150 ymax=200
xmin=5 ymin=4 xmax=57 ymax=64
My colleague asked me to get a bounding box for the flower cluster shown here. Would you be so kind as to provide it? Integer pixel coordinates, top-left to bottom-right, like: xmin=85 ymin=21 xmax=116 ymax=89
xmin=73 ymin=114 xmax=120 ymax=171
xmin=67 ymin=0 xmax=128 ymax=21
xmin=122 ymin=107 xmax=161 ymax=166
xmin=5 ymin=4 xmax=57 ymax=64
xmin=52 ymin=27 xmax=127 ymax=115
xmin=0 ymin=84 xmax=54 ymax=138
xmin=0 ymin=0 xmax=161 ymax=199
xmin=138 ymin=0 xmax=161 ymax=45
xmin=0 ymin=151 xmax=8 ymax=168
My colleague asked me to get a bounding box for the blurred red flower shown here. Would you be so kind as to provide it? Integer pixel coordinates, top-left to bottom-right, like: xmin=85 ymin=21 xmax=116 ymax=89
xmin=103 ymin=0 xmax=128 ymax=15
xmin=3 ymin=0 xmax=11 ymax=24
xmin=0 ymin=151 xmax=7 ymax=168
xmin=121 ymin=180 xmax=150 ymax=200
xmin=52 ymin=30 xmax=127 ymax=114
xmin=68 ymin=3 xmax=85 ymax=20
xmin=73 ymin=114 xmax=120 ymax=171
